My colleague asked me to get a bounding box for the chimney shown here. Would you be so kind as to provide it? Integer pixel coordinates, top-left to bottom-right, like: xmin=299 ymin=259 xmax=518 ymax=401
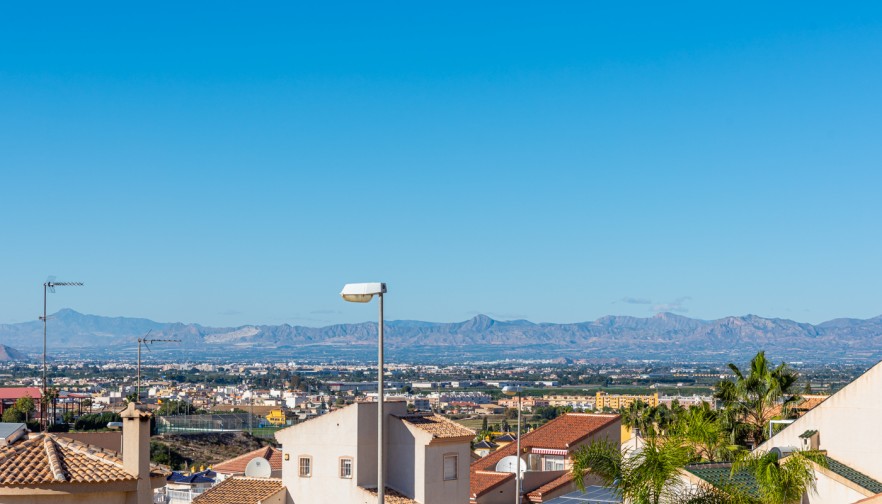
xmin=121 ymin=402 xmax=153 ymax=504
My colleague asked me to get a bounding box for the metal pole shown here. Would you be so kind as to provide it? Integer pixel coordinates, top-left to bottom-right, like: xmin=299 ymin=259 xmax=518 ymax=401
xmin=515 ymin=389 xmax=522 ymax=504
xmin=378 ymin=293 xmax=385 ymax=504
xmin=42 ymin=283 xmax=47 ymax=432
xmin=137 ymin=339 xmax=142 ymax=404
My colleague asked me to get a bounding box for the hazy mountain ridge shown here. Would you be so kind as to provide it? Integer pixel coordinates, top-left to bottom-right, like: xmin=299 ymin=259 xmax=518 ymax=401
xmin=1 ymin=309 xmax=881 ymax=360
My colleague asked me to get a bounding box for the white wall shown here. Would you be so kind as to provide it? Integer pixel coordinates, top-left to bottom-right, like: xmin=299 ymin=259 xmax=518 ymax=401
xmin=806 ymin=470 xmax=868 ymax=504
xmin=760 ymin=361 xmax=882 ymax=480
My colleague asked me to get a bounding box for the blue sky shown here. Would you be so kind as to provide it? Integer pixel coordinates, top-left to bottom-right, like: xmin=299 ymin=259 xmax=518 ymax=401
xmin=2 ymin=2 xmax=881 ymax=327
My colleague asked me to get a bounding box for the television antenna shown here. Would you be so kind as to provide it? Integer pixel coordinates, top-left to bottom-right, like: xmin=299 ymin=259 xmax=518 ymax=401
xmin=137 ymin=331 xmax=181 ymax=403
xmin=39 ymin=276 xmax=83 ymax=431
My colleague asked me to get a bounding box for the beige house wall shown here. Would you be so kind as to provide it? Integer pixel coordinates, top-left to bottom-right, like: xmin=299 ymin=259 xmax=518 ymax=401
xmin=422 ymin=441 xmax=471 ymax=504
xmin=276 ymin=401 xmax=420 ymax=504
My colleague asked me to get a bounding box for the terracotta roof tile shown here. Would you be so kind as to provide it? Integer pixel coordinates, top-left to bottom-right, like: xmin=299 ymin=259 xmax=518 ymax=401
xmin=471 ymin=470 xmax=514 ymax=498
xmin=472 ymin=414 xmax=619 ymax=473
xmin=360 ymin=486 xmax=419 ymax=503
xmin=0 ymin=434 xmax=139 ymax=485
xmin=526 ymin=471 xmax=585 ymax=502
xmin=192 ymin=476 xmax=284 ymax=504
xmin=396 ymin=413 xmax=476 ymax=441
xmin=470 ymin=414 xmax=619 ymax=499
xmin=212 ymin=446 xmax=283 ymax=474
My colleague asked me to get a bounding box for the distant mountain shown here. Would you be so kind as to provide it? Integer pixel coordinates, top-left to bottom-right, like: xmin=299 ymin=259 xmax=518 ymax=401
xmin=1 ymin=308 xmax=881 ymax=362
xmin=0 ymin=344 xmax=28 ymax=362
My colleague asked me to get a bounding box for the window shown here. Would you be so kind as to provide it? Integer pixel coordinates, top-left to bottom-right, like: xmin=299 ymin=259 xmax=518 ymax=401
xmin=443 ymin=454 xmax=458 ymax=481
xmin=544 ymin=455 xmax=565 ymax=471
xmin=299 ymin=456 xmax=311 ymax=477
xmin=340 ymin=457 xmax=353 ymax=479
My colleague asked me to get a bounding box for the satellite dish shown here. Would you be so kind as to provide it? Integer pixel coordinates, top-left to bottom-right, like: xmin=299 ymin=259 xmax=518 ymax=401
xmin=495 ymin=455 xmax=525 ymax=475
xmin=244 ymin=457 xmax=272 ymax=478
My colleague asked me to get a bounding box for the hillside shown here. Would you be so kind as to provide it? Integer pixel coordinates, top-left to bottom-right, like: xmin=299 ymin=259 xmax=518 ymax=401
xmin=1 ymin=309 xmax=881 ymax=362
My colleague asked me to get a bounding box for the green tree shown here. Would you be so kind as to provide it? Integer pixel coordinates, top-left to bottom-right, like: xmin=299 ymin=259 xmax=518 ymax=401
xmin=714 ymin=351 xmax=800 ymax=446
xmin=572 ymin=437 xmax=693 ymax=504
xmin=1 ymin=408 xmax=25 ymax=423
xmin=733 ymin=450 xmax=826 ymax=504
xmin=671 ymin=403 xmax=741 ymax=463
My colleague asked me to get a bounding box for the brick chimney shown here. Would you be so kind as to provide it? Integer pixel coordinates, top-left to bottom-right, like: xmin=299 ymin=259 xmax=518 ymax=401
xmin=121 ymin=402 xmax=153 ymax=504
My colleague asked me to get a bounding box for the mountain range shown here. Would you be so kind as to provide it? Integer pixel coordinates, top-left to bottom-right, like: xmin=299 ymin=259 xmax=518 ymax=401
xmin=1 ymin=309 xmax=881 ymax=362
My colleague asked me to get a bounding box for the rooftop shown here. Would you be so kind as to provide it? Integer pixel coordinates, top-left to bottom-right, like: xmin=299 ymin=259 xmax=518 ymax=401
xmin=192 ymin=476 xmax=284 ymax=504
xmin=360 ymin=486 xmax=419 ymax=504
xmin=473 ymin=414 xmax=620 ymax=473
xmin=212 ymin=446 xmax=283 ymax=474
xmin=470 ymin=470 xmax=514 ymax=498
xmin=395 ymin=413 xmax=476 ymax=441
xmin=0 ymin=433 xmax=166 ymax=485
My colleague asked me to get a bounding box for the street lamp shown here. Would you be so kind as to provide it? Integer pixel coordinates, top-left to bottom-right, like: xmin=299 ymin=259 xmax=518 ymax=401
xmin=502 ymin=385 xmax=523 ymax=504
xmin=40 ymin=278 xmax=83 ymax=431
xmin=341 ymin=282 xmax=387 ymax=503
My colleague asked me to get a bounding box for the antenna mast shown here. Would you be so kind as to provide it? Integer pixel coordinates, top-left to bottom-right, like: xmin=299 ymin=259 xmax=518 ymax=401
xmin=137 ymin=333 xmax=181 ymax=403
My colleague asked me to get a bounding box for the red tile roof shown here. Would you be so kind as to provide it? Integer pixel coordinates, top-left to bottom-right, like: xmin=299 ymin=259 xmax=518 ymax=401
xmin=0 ymin=433 xmax=163 ymax=485
xmin=470 ymin=414 xmax=619 ymax=500
xmin=526 ymin=471 xmax=587 ymax=502
xmin=212 ymin=446 xmax=283 ymax=475
xmin=472 ymin=414 xmax=619 ymax=473
xmin=395 ymin=413 xmax=476 ymax=441
xmin=470 ymin=470 xmax=514 ymax=498
xmin=192 ymin=476 xmax=284 ymax=504
xmin=0 ymin=387 xmax=41 ymax=400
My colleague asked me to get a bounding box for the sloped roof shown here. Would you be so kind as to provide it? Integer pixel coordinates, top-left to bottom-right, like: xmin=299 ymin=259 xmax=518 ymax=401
xmin=395 ymin=413 xmax=475 ymax=441
xmin=212 ymin=446 xmax=283 ymax=474
xmin=0 ymin=434 xmax=145 ymax=485
xmin=685 ymin=463 xmax=760 ymax=498
xmin=688 ymin=457 xmax=882 ymax=498
xmin=824 ymin=457 xmax=882 ymax=494
xmin=473 ymin=414 xmax=620 ymax=473
xmin=470 ymin=470 xmax=514 ymax=498
xmin=0 ymin=387 xmax=41 ymax=400
xmin=360 ymin=486 xmax=419 ymax=504
xmin=527 ymin=471 xmax=582 ymax=502
xmin=192 ymin=476 xmax=284 ymax=504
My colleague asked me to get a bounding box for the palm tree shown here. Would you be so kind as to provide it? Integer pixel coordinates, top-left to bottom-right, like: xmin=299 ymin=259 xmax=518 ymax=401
xmin=672 ymin=403 xmax=742 ymax=463
xmin=572 ymin=437 xmax=693 ymax=504
xmin=715 ymin=351 xmax=799 ymax=446
xmin=733 ymin=450 xmax=826 ymax=504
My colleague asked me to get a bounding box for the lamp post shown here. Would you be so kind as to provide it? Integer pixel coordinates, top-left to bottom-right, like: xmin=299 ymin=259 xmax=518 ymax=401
xmin=40 ymin=279 xmax=83 ymax=431
xmin=341 ymin=282 xmax=387 ymax=503
xmin=502 ymin=385 xmax=523 ymax=504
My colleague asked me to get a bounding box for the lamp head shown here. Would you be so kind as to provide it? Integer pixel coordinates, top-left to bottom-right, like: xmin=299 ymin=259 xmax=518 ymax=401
xmin=340 ymin=282 xmax=387 ymax=303
xmin=502 ymin=385 xmax=521 ymax=396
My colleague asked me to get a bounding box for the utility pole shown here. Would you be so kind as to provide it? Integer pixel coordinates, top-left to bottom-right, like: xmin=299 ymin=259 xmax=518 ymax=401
xmin=40 ymin=278 xmax=83 ymax=431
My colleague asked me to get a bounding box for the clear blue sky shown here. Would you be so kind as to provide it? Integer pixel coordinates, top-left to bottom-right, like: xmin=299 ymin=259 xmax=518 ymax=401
xmin=2 ymin=2 xmax=881 ymax=327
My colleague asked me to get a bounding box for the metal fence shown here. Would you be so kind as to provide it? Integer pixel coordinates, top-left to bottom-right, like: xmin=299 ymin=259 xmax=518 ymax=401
xmin=154 ymin=413 xmax=286 ymax=439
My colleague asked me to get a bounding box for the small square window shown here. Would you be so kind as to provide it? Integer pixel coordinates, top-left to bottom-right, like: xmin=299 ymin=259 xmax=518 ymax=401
xmin=340 ymin=458 xmax=353 ymax=478
xmin=299 ymin=457 xmax=311 ymax=477
xmin=443 ymin=454 xmax=457 ymax=481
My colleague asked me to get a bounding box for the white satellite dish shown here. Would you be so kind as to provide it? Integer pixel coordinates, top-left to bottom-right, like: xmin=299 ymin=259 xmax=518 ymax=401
xmin=244 ymin=457 xmax=272 ymax=478
xmin=495 ymin=455 xmax=525 ymax=475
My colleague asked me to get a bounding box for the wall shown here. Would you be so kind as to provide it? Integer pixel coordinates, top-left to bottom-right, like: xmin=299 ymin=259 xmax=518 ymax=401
xmin=759 ymin=361 xmax=882 ymax=481
xmin=806 ymin=470 xmax=868 ymax=504
xmin=422 ymin=441 xmax=471 ymax=504
xmin=275 ymin=401 xmax=409 ymax=504
xmin=0 ymin=491 xmax=130 ymax=504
